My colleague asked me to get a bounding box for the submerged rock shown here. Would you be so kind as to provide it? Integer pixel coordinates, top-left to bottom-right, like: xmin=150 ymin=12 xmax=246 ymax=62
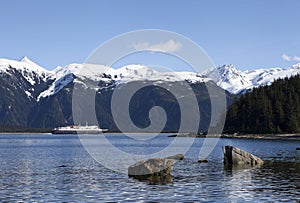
xmin=128 ymin=158 xmax=174 ymax=184
xmin=165 ymin=154 xmax=184 ymax=160
xmin=198 ymin=159 xmax=208 ymax=163
xmin=222 ymin=146 xmax=264 ymax=167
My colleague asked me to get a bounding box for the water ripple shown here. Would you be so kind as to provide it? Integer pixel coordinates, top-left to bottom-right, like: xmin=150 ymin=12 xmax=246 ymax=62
xmin=0 ymin=134 xmax=299 ymax=202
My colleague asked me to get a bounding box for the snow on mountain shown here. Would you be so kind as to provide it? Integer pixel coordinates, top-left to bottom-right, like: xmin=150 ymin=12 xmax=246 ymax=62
xmin=37 ymin=64 xmax=81 ymax=101
xmin=203 ymin=64 xmax=300 ymax=94
xmin=0 ymin=57 xmax=50 ymax=84
xmin=52 ymin=63 xmax=113 ymax=80
xmin=203 ymin=65 xmax=251 ymax=94
xmin=37 ymin=64 xmax=211 ymax=100
xmin=0 ymin=57 xmax=52 ymax=100
xmin=37 ymin=63 xmax=112 ymax=101
xmin=38 ymin=61 xmax=300 ymax=99
xmin=245 ymin=64 xmax=300 ymax=88
xmin=106 ymin=64 xmax=210 ymax=83
xmin=3 ymin=56 xmax=300 ymax=101
xmin=20 ymin=56 xmax=39 ymax=66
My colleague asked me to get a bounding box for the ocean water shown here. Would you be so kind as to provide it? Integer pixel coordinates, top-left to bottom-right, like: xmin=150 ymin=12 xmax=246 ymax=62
xmin=0 ymin=133 xmax=299 ymax=202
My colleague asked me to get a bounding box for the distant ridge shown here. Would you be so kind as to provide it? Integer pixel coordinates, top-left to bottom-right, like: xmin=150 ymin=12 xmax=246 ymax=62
xmin=1 ymin=57 xmax=300 ymax=95
xmin=0 ymin=56 xmax=300 ymax=130
xmin=203 ymin=63 xmax=300 ymax=94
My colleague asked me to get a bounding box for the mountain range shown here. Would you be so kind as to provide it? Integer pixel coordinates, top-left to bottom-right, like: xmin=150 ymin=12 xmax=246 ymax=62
xmin=1 ymin=57 xmax=300 ymax=131
xmin=203 ymin=63 xmax=300 ymax=94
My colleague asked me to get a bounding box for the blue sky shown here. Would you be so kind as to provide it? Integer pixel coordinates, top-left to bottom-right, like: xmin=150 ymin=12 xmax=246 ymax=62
xmin=0 ymin=0 xmax=300 ymax=71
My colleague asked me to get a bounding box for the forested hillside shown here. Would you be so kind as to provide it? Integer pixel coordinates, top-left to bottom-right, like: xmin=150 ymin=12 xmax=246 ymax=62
xmin=225 ymin=75 xmax=300 ymax=133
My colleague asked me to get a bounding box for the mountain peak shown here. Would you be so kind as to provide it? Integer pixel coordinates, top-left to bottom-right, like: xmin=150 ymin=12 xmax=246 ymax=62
xmin=219 ymin=64 xmax=239 ymax=73
xmin=202 ymin=63 xmax=300 ymax=94
xmin=291 ymin=63 xmax=300 ymax=69
xmin=221 ymin=64 xmax=235 ymax=68
xmin=20 ymin=56 xmax=37 ymax=65
xmin=16 ymin=56 xmax=50 ymax=74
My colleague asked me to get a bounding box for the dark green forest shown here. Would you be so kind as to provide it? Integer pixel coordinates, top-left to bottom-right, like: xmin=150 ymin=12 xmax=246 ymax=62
xmin=224 ymin=75 xmax=300 ymax=134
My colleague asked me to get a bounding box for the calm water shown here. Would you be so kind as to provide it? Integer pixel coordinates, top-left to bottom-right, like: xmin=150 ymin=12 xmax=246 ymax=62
xmin=0 ymin=133 xmax=299 ymax=202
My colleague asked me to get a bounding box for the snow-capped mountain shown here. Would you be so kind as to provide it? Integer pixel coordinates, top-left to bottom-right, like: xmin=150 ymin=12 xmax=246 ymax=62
xmin=45 ymin=62 xmax=300 ymax=96
xmin=0 ymin=56 xmax=50 ymax=83
xmin=3 ymin=56 xmax=300 ymax=100
xmin=105 ymin=64 xmax=209 ymax=83
xmin=37 ymin=64 xmax=211 ymax=100
xmin=1 ymin=56 xmax=300 ymax=130
xmin=0 ymin=57 xmax=52 ymax=126
xmin=203 ymin=64 xmax=300 ymax=94
xmin=0 ymin=57 xmax=51 ymax=100
xmin=2 ymin=56 xmax=300 ymax=99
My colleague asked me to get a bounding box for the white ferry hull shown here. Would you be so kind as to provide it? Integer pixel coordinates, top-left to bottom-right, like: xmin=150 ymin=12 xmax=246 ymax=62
xmin=52 ymin=126 xmax=108 ymax=134
xmin=52 ymin=130 xmax=107 ymax=134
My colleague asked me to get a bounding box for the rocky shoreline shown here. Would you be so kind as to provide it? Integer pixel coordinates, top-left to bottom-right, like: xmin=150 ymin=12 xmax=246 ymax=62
xmin=168 ymin=133 xmax=300 ymax=141
xmin=0 ymin=131 xmax=299 ymax=141
xmin=221 ymin=133 xmax=300 ymax=140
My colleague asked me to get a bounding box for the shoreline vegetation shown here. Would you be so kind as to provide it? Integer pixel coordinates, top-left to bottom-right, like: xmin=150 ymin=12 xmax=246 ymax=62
xmin=169 ymin=133 xmax=300 ymax=140
xmin=0 ymin=127 xmax=299 ymax=141
xmin=225 ymin=75 xmax=300 ymax=134
xmin=221 ymin=133 xmax=300 ymax=140
xmin=0 ymin=125 xmax=52 ymax=133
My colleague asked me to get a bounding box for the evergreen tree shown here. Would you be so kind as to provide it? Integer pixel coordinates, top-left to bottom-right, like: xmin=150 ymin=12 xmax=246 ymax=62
xmin=224 ymin=74 xmax=300 ymax=134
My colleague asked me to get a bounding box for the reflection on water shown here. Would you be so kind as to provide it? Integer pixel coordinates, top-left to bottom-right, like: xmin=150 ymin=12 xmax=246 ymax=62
xmin=0 ymin=134 xmax=299 ymax=202
xmin=223 ymin=161 xmax=300 ymax=201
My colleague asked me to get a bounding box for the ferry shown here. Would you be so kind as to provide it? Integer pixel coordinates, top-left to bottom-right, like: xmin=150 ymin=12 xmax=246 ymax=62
xmin=52 ymin=125 xmax=108 ymax=134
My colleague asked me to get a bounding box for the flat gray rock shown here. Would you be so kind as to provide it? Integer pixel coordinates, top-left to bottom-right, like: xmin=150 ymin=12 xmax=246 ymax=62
xmin=128 ymin=158 xmax=174 ymax=184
